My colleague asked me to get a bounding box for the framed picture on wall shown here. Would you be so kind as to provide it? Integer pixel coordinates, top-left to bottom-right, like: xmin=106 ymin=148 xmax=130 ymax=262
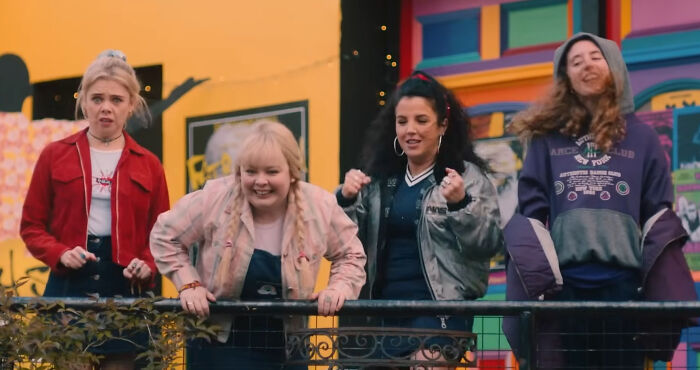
xmin=185 ymin=100 xmax=308 ymax=193
xmin=673 ymin=169 xmax=700 ymax=273
xmin=636 ymin=109 xmax=673 ymax=168
xmin=673 ymin=106 xmax=700 ymax=170
xmin=474 ymin=135 xmax=523 ymax=271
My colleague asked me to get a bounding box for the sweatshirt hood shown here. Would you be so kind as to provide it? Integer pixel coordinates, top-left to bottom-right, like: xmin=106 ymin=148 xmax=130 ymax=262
xmin=553 ymin=32 xmax=634 ymax=114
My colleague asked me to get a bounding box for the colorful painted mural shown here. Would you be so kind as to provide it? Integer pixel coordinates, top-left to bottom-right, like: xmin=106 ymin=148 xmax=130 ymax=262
xmin=403 ymin=0 xmax=700 ymax=367
xmin=0 ymin=113 xmax=87 ymax=295
xmin=3 ymin=0 xmax=700 ymax=367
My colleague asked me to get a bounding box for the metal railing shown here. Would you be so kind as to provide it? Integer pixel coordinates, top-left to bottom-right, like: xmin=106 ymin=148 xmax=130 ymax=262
xmin=6 ymin=297 xmax=700 ymax=369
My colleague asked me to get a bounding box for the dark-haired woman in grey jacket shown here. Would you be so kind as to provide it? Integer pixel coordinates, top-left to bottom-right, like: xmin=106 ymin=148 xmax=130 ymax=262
xmin=337 ymin=71 xmax=503 ymax=366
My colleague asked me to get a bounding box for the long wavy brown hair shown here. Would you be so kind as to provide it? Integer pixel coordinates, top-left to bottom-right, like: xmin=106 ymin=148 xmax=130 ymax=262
xmin=509 ymin=74 xmax=626 ymax=153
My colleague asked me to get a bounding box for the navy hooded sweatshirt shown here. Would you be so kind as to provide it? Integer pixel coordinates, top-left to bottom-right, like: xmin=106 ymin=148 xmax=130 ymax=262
xmin=518 ymin=33 xmax=674 ymax=277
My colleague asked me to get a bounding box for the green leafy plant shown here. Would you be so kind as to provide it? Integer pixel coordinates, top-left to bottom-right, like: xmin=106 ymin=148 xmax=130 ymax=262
xmin=0 ymin=278 xmax=218 ymax=369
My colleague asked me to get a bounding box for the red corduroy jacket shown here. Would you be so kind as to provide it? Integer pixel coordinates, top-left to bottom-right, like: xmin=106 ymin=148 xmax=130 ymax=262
xmin=20 ymin=128 xmax=169 ymax=282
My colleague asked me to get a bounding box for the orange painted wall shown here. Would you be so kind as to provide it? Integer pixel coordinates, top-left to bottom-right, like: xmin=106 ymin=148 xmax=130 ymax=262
xmin=453 ymin=78 xmax=551 ymax=108
xmin=0 ymin=1 xmax=341 ymax=298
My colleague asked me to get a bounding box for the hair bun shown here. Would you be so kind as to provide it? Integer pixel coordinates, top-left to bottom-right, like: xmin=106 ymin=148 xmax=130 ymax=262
xmin=98 ymin=49 xmax=127 ymax=62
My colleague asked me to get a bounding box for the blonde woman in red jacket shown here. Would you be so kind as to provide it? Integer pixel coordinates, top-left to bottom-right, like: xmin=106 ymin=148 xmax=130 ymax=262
xmin=20 ymin=50 xmax=170 ymax=369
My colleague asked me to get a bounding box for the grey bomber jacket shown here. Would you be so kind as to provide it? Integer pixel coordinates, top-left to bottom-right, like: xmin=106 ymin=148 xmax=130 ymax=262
xmin=338 ymin=161 xmax=504 ymax=300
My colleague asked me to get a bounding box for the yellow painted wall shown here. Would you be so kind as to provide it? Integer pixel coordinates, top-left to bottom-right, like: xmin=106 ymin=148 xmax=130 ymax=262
xmin=0 ymin=1 xmax=340 ymax=297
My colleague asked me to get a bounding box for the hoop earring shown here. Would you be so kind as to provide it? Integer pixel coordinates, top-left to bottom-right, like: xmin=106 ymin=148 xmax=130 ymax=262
xmin=393 ymin=137 xmax=404 ymax=156
xmin=438 ymin=135 xmax=443 ymax=152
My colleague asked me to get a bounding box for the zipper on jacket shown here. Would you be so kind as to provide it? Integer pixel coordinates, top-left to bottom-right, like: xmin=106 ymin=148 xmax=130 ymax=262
xmin=371 ymin=178 xmax=398 ymax=300
xmin=76 ymin=143 xmax=90 ymax=251
xmin=506 ymin=249 xmax=531 ymax=298
xmin=115 ymin=170 xmax=121 ymax=264
xmin=416 ymin=191 xmax=437 ymax=301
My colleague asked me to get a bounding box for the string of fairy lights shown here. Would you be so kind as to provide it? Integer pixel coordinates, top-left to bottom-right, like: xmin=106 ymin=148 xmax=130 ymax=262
xmin=377 ymin=23 xmax=398 ymax=107
xmin=194 ymin=54 xmax=339 ymax=89
xmin=53 ymin=55 xmax=340 ymax=104
xmin=55 ymin=24 xmax=398 ymax=105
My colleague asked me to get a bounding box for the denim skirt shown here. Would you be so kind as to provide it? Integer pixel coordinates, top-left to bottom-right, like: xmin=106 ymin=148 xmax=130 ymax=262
xmin=43 ymin=235 xmax=147 ymax=354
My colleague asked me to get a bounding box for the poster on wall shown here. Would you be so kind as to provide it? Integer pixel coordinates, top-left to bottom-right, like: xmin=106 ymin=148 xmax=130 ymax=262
xmin=636 ymin=109 xmax=673 ymax=167
xmin=186 ymin=101 xmax=308 ymax=193
xmin=474 ymin=135 xmax=523 ymax=270
xmin=673 ymin=169 xmax=700 ymax=273
xmin=673 ymin=106 xmax=700 ymax=170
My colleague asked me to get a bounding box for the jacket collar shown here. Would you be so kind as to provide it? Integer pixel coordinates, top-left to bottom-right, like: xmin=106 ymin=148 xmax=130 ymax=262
xmin=61 ymin=127 xmax=147 ymax=156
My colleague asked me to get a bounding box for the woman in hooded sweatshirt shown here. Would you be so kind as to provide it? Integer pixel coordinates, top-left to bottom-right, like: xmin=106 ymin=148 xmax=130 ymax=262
xmin=508 ymin=33 xmax=694 ymax=368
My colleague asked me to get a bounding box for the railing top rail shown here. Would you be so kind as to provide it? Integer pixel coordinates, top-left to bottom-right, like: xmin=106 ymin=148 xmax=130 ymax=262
xmin=8 ymin=297 xmax=700 ymax=316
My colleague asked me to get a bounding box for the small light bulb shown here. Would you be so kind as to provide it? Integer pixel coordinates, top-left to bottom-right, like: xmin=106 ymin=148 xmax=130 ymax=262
xmin=145 ymin=85 xmax=151 ymax=92
xmin=379 ymin=91 xmax=385 ymax=97
xmin=73 ymin=92 xmax=79 ymax=99
xmin=353 ymin=50 xmax=359 ymax=56
xmin=391 ymin=61 xmax=397 ymax=67
xmin=386 ymin=54 xmax=392 ymax=60
xmin=379 ymin=100 xmax=386 ymax=106
xmin=380 ymin=25 xmax=387 ymax=31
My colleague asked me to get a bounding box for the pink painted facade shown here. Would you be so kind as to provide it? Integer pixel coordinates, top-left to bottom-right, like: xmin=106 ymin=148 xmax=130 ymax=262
xmin=400 ymin=1 xmax=700 ymax=367
xmin=631 ymin=0 xmax=700 ymax=33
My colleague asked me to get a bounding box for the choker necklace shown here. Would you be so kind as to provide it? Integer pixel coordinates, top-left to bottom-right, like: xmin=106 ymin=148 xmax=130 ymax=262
xmin=88 ymin=130 xmax=123 ymax=146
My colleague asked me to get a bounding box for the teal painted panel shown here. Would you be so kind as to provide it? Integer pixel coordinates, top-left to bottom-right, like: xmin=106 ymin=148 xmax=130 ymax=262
xmin=475 ymin=292 xmax=509 ymax=351
xmin=622 ymin=29 xmax=700 ymax=66
xmin=475 ymin=292 xmax=508 ymax=350
xmin=479 ymin=292 xmax=506 ymax=301
xmin=473 ymin=316 xmax=511 ymax=351
xmin=507 ymin=2 xmax=568 ymax=49
xmin=416 ymin=51 xmax=481 ymax=69
xmin=572 ymin=0 xmax=582 ymax=33
xmin=633 ymin=79 xmax=700 ymax=110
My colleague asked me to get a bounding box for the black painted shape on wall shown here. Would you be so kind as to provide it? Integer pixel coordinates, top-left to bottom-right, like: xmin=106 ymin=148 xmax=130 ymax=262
xmin=0 ymin=54 xmax=32 ymax=112
xmin=0 ymin=54 xmax=209 ymax=161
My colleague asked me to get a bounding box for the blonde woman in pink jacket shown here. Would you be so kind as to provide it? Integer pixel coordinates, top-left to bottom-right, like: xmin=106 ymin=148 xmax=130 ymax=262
xmin=150 ymin=120 xmax=366 ymax=369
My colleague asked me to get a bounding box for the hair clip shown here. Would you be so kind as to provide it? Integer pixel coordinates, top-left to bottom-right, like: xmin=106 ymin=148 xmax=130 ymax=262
xmin=444 ymin=94 xmax=451 ymax=117
xmin=411 ymin=73 xmax=431 ymax=82
xmin=98 ymin=49 xmax=127 ymax=62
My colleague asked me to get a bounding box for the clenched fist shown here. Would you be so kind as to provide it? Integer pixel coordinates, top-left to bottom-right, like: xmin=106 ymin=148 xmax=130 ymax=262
xmin=440 ymin=168 xmax=466 ymax=204
xmin=341 ymin=169 xmax=371 ymax=199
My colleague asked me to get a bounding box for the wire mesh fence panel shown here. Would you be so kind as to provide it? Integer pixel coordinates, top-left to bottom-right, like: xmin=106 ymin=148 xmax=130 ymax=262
xmin=5 ymin=298 xmax=700 ymax=369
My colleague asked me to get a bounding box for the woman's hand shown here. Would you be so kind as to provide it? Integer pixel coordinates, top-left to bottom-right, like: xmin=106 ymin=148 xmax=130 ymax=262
xmin=440 ymin=167 xmax=466 ymax=204
xmin=180 ymin=286 xmax=217 ymax=317
xmin=122 ymin=258 xmax=152 ymax=282
xmin=59 ymin=246 xmax=97 ymax=269
xmin=311 ymin=288 xmax=347 ymax=316
xmin=341 ymin=169 xmax=371 ymax=199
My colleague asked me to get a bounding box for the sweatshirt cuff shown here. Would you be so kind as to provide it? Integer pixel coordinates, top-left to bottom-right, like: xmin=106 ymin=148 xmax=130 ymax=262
xmin=336 ymin=190 xmax=357 ymax=208
xmin=50 ymin=245 xmax=73 ymax=274
xmin=447 ymin=194 xmax=472 ymax=212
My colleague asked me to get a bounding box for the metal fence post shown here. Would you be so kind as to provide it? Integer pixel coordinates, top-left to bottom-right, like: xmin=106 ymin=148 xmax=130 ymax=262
xmin=519 ymin=310 xmax=534 ymax=370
